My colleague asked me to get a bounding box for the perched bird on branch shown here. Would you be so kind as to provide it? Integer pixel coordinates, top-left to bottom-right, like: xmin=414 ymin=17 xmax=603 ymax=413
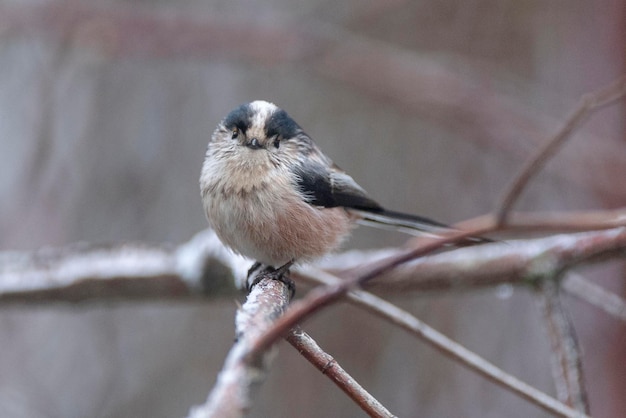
xmin=200 ymin=101 xmax=486 ymax=281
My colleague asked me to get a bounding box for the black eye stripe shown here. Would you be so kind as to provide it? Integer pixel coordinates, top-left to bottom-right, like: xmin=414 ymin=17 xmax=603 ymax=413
xmin=223 ymin=104 xmax=253 ymax=132
xmin=264 ymin=109 xmax=299 ymax=139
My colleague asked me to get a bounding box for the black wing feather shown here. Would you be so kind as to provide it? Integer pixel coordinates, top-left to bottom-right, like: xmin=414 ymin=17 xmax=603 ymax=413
xmin=291 ymin=161 xmax=491 ymax=243
xmin=291 ymin=162 xmax=381 ymax=210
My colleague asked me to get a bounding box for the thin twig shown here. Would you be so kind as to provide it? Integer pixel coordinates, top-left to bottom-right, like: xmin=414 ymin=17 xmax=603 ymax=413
xmin=461 ymin=209 xmax=626 ymax=234
xmin=496 ymin=76 xmax=626 ymax=224
xmin=563 ymin=273 xmax=626 ymax=321
xmin=285 ymin=327 xmax=396 ymax=418
xmin=537 ymin=279 xmax=590 ymax=414
xmin=295 ymin=266 xmax=590 ymax=418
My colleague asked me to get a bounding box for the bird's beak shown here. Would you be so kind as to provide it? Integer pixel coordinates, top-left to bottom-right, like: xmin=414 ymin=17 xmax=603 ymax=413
xmin=246 ymin=138 xmax=263 ymax=150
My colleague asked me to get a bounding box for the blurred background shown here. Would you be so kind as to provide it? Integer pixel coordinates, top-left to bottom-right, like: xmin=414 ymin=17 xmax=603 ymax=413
xmin=0 ymin=0 xmax=625 ymax=417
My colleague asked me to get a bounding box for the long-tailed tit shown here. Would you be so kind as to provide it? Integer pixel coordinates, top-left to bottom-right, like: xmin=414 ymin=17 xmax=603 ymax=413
xmin=200 ymin=100 xmax=483 ymax=275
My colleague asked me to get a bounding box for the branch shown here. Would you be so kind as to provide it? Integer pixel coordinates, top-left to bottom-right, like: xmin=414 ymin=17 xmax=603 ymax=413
xmin=285 ymin=328 xmax=396 ymax=418
xmin=0 ymin=230 xmax=247 ymax=304
xmin=538 ymin=279 xmax=589 ymax=414
xmin=335 ymin=228 xmax=626 ymax=295
xmin=2 ymin=227 xmax=626 ymax=311
xmin=295 ymin=266 xmax=590 ymax=418
xmin=563 ymin=273 xmax=626 ymax=321
xmin=496 ymin=76 xmax=626 ymax=223
xmin=246 ymin=226 xmax=497 ymax=360
xmin=3 ymin=228 xmax=615 ymax=416
xmin=188 ymin=270 xmax=292 ymax=418
xmin=315 ymin=232 xmax=626 ymax=323
xmin=462 ymin=209 xmax=626 ymax=233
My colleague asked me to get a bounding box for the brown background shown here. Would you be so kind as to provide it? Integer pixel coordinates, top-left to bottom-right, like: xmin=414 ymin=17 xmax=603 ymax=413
xmin=0 ymin=1 xmax=624 ymax=417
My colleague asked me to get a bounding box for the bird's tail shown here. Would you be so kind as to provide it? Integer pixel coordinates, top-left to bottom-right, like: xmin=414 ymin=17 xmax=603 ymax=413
xmin=352 ymin=208 xmax=491 ymax=245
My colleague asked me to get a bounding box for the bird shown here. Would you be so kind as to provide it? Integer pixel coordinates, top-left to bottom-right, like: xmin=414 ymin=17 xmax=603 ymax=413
xmin=200 ymin=100 xmax=485 ymax=285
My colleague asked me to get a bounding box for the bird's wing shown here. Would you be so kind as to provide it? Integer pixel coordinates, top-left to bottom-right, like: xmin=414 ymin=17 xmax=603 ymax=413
xmin=291 ymin=161 xmax=491 ymax=243
xmin=291 ymin=161 xmax=381 ymax=210
xmin=292 ymin=162 xmax=448 ymax=231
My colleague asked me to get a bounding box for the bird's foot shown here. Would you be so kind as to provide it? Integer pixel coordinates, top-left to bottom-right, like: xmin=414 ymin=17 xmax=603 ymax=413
xmin=246 ymin=261 xmax=295 ymax=299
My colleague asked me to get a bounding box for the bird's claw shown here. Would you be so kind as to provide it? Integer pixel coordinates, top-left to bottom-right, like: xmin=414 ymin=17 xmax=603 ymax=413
xmin=246 ymin=261 xmax=296 ymax=299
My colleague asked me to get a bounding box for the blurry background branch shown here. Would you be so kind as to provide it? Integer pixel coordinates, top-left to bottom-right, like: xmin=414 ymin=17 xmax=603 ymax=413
xmin=2 ymin=223 xmax=623 ymax=418
xmin=2 ymin=224 xmax=625 ymax=307
xmin=538 ymin=279 xmax=589 ymax=414
xmin=1 ymin=0 xmax=625 ymax=417
xmin=1 ymin=1 xmax=625 ymax=202
xmin=297 ymin=267 xmax=590 ymax=418
xmin=0 ymin=230 xmax=244 ymax=304
xmin=496 ymin=75 xmax=626 ymax=220
xmin=3 ymin=222 xmax=623 ymax=417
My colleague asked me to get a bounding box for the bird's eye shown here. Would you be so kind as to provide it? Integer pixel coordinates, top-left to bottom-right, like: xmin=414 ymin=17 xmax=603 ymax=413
xmin=273 ymin=137 xmax=280 ymax=148
xmin=231 ymin=128 xmax=239 ymax=139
